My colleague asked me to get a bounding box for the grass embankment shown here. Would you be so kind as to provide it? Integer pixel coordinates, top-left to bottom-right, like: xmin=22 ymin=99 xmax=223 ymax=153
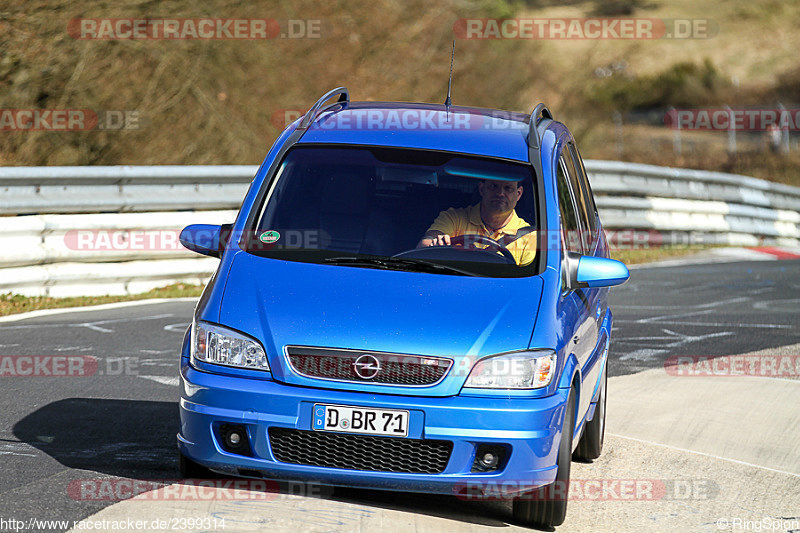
xmin=0 ymin=283 xmax=203 ymax=317
xmin=610 ymin=245 xmax=715 ymax=265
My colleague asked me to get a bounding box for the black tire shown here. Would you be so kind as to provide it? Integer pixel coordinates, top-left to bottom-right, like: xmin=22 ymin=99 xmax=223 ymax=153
xmin=573 ymin=364 xmax=607 ymax=462
xmin=179 ymin=451 xmax=214 ymax=478
xmin=512 ymin=390 xmax=576 ymax=529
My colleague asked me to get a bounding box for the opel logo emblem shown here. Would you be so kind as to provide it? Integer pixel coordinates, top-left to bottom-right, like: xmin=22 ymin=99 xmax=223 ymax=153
xmin=353 ymin=354 xmax=381 ymax=380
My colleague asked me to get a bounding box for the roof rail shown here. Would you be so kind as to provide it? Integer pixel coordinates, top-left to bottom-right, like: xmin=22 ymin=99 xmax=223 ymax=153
xmin=528 ymin=103 xmax=553 ymax=150
xmin=297 ymin=87 xmax=349 ymax=130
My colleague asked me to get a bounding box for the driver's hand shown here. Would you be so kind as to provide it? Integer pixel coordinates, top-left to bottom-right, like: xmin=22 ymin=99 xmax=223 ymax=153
xmin=432 ymin=234 xmax=451 ymax=246
xmin=418 ymin=233 xmax=453 ymax=248
xmin=419 ymin=233 xmax=450 ymax=247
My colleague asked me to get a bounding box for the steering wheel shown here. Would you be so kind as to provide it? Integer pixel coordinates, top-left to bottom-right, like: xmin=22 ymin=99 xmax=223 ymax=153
xmin=448 ymin=234 xmax=516 ymax=264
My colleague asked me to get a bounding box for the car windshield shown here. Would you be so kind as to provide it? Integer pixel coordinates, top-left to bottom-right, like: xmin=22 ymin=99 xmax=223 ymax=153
xmin=247 ymin=145 xmax=540 ymax=277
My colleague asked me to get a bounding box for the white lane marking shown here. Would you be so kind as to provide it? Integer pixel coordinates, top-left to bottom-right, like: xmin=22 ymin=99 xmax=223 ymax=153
xmin=0 ymin=442 xmax=39 ymax=457
xmin=617 ymin=305 xmax=687 ymax=310
xmin=634 ymin=299 xmax=748 ymax=324
xmin=616 ymin=335 xmax=688 ymax=342
xmin=77 ymin=323 xmax=114 ymax=333
xmin=753 ymin=298 xmax=800 ymax=311
xmin=618 ymin=289 xmax=778 ymax=312
xmin=695 ymin=296 xmax=754 ymax=309
xmin=164 ymin=322 xmax=190 ymax=333
xmin=635 ymin=308 xmax=717 ymax=323
xmin=617 ymin=348 xmax=668 ymax=362
xmin=0 ymin=313 xmax=175 ymax=333
xmin=615 ymin=319 xmax=794 ymax=329
xmin=52 ymin=346 xmax=93 ymax=352
xmin=139 ymin=375 xmax=180 ymax=386
xmin=653 ymin=321 xmax=793 ymax=329
xmin=0 ymin=298 xmax=198 ymax=323
xmin=619 ymin=329 xmax=734 ymax=362
xmin=139 ymin=349 xmax=172 ymax=354
xmin=72 ymin=314 xmax=175 ymax=333
xmin=608 ymin=433 xmax=800 ymax=479
xmin=137 ymin=358 xmax=175 ymax=368
xmin=0 ymin=451 xmax=37 ymax=457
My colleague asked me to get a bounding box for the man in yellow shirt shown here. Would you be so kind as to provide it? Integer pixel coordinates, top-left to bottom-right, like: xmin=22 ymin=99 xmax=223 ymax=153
xmin=417 ymin=179 xmax=537 ymax=266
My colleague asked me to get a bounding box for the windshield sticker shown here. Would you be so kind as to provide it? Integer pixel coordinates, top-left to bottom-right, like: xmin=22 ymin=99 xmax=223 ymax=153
xmin=259 ymin=230 xmax=280 ymax=244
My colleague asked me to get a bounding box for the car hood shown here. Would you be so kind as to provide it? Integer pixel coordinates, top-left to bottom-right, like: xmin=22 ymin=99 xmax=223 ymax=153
xmin=217 ymin=252 xmax=543 ymax=395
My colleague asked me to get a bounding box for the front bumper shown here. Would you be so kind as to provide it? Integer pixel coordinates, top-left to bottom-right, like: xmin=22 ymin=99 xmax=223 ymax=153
xmin=178 ymin=361 xmax=567 ymax=496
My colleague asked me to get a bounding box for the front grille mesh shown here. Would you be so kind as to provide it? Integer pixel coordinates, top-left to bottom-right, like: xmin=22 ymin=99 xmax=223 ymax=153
xmin=286 ymin=348 xmax=451 ymax=386
xmin=268 ymin=427 xmax=453 ymax=474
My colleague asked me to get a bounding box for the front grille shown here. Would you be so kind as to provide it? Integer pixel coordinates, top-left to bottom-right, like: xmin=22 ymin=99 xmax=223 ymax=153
xmin=268 ymin=428 xmax=453 ymax=474
xmin=285 ymin=346 xmax=451 ymax=386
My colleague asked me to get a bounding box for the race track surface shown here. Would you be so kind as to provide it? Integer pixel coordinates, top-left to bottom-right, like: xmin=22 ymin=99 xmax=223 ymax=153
xmin=0 ymin=260 xmax=797 ymax=532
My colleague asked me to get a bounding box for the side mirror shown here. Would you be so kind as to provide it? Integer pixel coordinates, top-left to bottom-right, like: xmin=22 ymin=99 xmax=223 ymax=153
xmin=573 ymin=255 xmax=629 ymax=288
xmin=179 ymin=224 xmax=232 ymax=258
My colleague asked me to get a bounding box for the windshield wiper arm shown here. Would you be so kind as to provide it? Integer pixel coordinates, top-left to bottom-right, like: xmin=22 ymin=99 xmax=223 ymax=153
xmin=323 ymin=256 xmax=475 ymax=276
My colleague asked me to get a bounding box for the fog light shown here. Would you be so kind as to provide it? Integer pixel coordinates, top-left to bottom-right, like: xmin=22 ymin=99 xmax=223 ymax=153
xmin=479 ymin=452 xmax=499 ymax=469
xmin=218 ymin=424 xmax=252 ymax=456
xmin=471 ymin=444 xmax=507 ymax=473
xmin=227 ymin=431 xmax=241 ymax=447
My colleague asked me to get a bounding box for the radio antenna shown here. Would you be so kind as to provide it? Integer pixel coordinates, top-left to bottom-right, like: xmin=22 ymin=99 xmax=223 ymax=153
xmin=444 ymin=40 xmax=455 ymax=107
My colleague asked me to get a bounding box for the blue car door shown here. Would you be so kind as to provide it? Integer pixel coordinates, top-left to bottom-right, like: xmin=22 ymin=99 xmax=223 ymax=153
xmin=555 ymin=144 xmax=599 ymax=425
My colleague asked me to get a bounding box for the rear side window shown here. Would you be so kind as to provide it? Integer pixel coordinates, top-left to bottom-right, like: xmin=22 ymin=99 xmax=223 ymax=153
xmin=556 ymin=157 xmax=583 ymax=254
xmin=568 ymin=143 xmax=599 ymax=245
xmin=559 ymin=148 xmax=592 ymax=251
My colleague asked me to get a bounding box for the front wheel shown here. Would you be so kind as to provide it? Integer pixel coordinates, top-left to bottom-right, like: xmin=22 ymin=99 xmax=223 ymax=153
xmin=573 ymin=364 xmax=607 ymax=462
xmin=512 ymin=390 xmax=576 ymax=529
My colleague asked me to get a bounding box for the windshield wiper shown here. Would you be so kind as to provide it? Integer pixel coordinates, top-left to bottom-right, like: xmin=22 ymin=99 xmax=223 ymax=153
xmin=323 ymin=256 xmax=475 ymax=276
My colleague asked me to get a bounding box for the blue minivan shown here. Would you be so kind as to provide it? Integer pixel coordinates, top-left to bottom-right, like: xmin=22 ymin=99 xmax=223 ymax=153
xmin=178 ymin=88 xmax=629 ymax=528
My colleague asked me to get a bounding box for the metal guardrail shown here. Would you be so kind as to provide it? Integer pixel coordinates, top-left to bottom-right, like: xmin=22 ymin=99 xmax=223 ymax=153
xmin=3 ymin=161 xmax=799 ymax=213
xmin=1 ymin=161 xmax=798 ymax=296
xmin=2 ymin=210 xmax=237 ymax=269
xmin=585 ymin=160 xmax=800 ymax=244
xmin=0 ymin=165 xmax=256 ymax=214
xmin=585 ymin=160 xmax=800 ymax=210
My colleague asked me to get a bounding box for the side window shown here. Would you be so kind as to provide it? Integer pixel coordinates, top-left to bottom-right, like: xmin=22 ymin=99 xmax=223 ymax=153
xmin=556 ymin=157 xmax=583 ymax=255
xmin=568 ymin=143 xmax=599 ymax=245
xmin=560 ymin=148 xmax=591 ymax=251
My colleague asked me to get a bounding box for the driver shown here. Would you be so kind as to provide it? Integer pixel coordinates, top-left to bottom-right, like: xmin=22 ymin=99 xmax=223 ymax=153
xmin=417 ymin=179 xmax=537 ymax=266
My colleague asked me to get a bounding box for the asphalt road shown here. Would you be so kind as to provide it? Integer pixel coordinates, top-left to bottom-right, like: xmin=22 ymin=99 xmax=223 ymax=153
xmin=610 ymin=259 xmax=800 ymax=377
xmin=0 ymin=259 xmax=797 ymax=532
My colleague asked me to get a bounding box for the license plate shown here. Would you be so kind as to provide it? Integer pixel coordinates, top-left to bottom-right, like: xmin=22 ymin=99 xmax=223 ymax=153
xmin=312 ymin=404 xmax=409 ymax=437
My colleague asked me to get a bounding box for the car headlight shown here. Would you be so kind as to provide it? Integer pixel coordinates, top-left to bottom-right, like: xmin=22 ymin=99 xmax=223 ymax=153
xmin=464 ymin=350 xmax=555 ymax=389
xmin=191 ymin=320 xmax=269 ymax=371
